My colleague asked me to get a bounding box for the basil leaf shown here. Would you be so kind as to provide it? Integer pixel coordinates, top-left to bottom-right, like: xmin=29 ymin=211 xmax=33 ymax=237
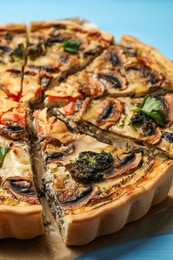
xmin=62 ymin=38 xmax=81 ymax=54
xmin=135 ymin=95 xmax=167 ymax=127
xmin=139 ymin=94 xmax=150 ymax=109
xmin=149 ymin=110 xmax=166 ymax=127
xmin=0 ymin=144 xmax=8 ymax=167
xmin=140 ymin=95 xmax=162 ymax=113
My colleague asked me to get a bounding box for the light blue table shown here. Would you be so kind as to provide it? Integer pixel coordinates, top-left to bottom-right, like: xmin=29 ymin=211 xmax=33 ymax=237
xmin=1 ymin=1 xmax=173 ymax=259
xmin=77 ymin=232 xmax=173 ymax=259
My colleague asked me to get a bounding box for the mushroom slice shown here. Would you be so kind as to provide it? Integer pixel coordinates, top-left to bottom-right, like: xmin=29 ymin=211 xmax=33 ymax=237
xmin=163 ymin=132 xmax=173 ymax=144
xmin=143 ymin=127 xmax=162 ymax=145
xmin=3 ymin=176 xmax=40 ymax=204
xmin=0 ymin=122 xmax=25 ymax=140
xmin=162 ymin=93 xmax=173 ymax=123
xmin=97 ymin=69 xmax=128 ymax=92
xmin=55 ymin=176 xmax=100 ymax=210
xmin=74 ymin=97 xmax=124 ymax=130
xmin=40 ymin=136 xmax=62 ymax=152
xmin=61 ymin=184 xmax=100 ymax=211
xmin=106 ymin=152 xmax=143 ymax=179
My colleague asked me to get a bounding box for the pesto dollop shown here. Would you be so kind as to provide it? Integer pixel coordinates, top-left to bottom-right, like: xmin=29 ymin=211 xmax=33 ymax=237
xmin=67 ymin=151 xmax=114 ymax=184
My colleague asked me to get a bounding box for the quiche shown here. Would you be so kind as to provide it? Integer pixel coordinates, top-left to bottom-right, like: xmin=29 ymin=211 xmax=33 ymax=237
xmin=0 ymin=97 xmax=43 ymax=238
xmin=53 ymin=93 xmax=173 ymax=158
xmin=0 ymin=18 xmax=173 ymax=247
xmin=21 ymin=19 xmax=113 ymax=106
xmin=34 ymin=108 xmax=173 ymax=245
xmin=45 ymin=37 xmax=173 ymax=107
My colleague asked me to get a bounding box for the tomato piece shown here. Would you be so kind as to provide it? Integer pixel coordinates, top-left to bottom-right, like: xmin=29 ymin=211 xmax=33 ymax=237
xmin=37 ymin=123 xmax=45 ymax=135
xmin=4 ymin=89 xmax=22 ymax=102
xmin=48 ymin=95 xmax=81 ymax=102
xmin=36 ymin=87 xmax=43 ymax=96
xmin=63 ymin=102 xmax=75 ymax=115
xmin=16 ymin=108 xmax=26 ymax=125
xmin=0 ymin=107 xmax=26 ymax=126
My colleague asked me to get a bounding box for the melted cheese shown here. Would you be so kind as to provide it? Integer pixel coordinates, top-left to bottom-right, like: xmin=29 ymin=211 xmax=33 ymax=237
xmin=34 ymin=108 xmax=74 ymax=144
xmin=0 ymin=97 xmax=23 ymax=113
xmin=0 ymin=136 xmax=32 ymax=180
xmin=63 ymin=135 xmax=116 ymax=162
xmin=0 ymin=71 xmax=22 ymax=96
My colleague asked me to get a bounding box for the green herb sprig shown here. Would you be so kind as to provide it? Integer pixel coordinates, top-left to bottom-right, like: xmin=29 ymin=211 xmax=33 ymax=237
xmin=10 ymin=44 xmax=26 ymax=62
xmin=0 ymin=144 xmax=8 ymax=167
xmin=133 ymin=95 xmax=167 ymax=127
xmin=62 ymin=38 xmax=81 ymax=54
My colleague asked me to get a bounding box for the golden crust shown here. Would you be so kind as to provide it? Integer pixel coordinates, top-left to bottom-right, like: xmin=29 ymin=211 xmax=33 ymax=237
xmin=0 ymin=22 xmax=26 ymax=33
xmin=29 ymin=19 xmax=112 ymax=42
xmin=0 ymin=205 xmax=44 ymax=239
xmin=30 ymin=19 xmax=81 ymax=30
xmin=64 ymin=160 xmax=173 ymax=245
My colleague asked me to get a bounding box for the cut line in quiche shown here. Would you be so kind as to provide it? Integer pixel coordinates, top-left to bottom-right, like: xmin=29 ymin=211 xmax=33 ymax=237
xmin=34 ymin=108 xmax=173 ymax=245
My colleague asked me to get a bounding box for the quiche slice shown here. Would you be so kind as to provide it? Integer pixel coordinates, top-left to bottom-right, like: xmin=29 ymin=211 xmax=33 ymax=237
xmin=45 ymin=36 xmax=173 ymax=107
xmin=0 ymin=23 xmax=27 ymax=100
xmin=34 ymin=108 xmax=173 ymax=245
xmin=21 ymin=19 xmax=113 ymax=106
xmin=0 ymin=98 xmax=43 ymax=238
xmin=53 ymin=93 xmax=173 ymax=158
xmin=0 ymin=134 xmax=44 ymax=239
